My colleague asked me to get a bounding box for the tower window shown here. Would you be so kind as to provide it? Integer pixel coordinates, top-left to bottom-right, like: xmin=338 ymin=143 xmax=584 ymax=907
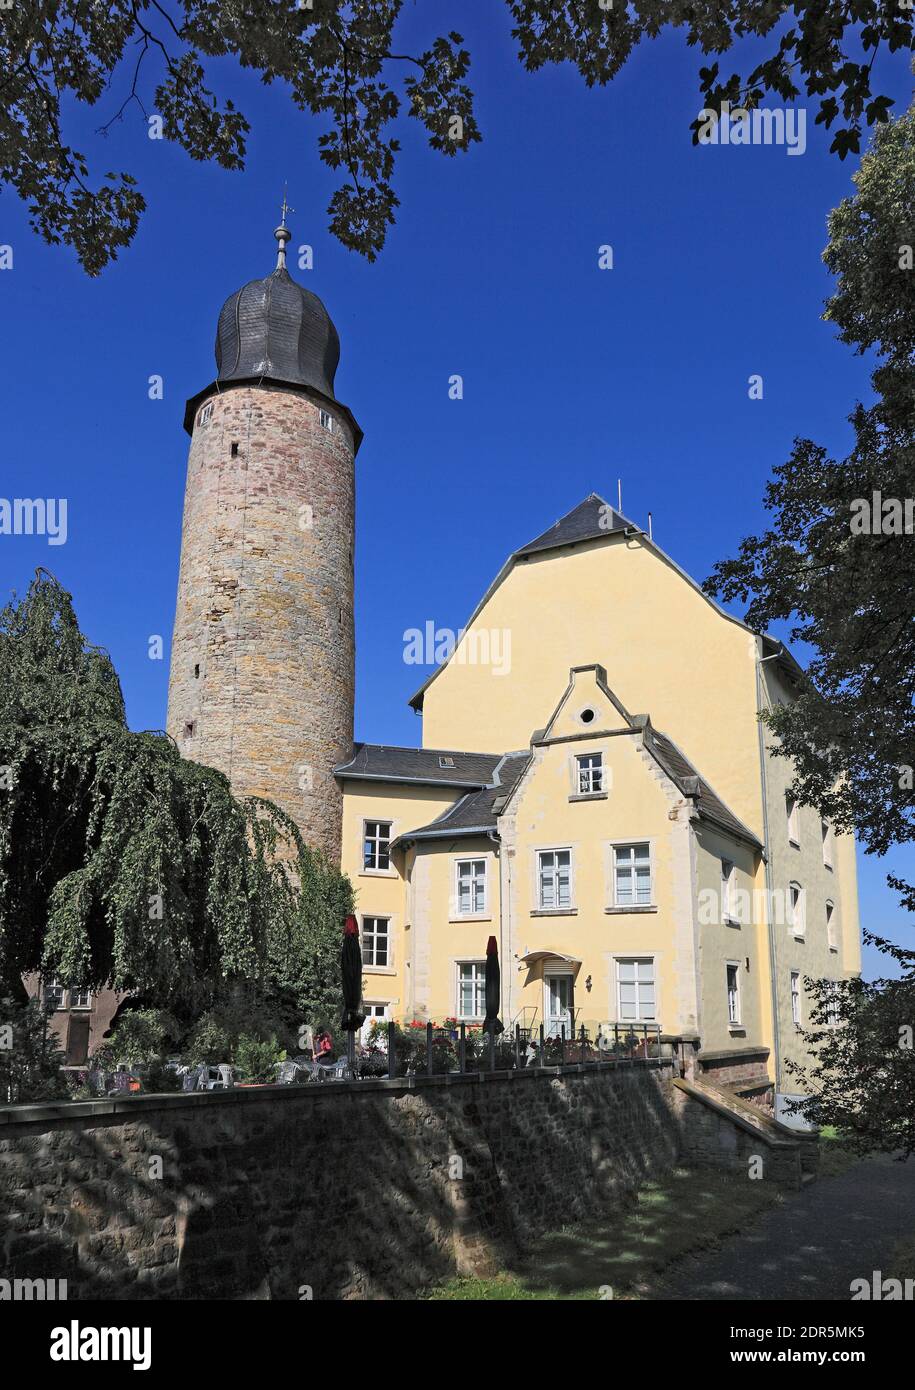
xmin=193 ymin=664 xmax=200 ymax=679
xmin=184 ymin=720 xmax=196 ymax=738
xmin=319 ymin=409 xmax=333 ymax=432
xmin=198 ymin=403 xmax=213 ymax=427
xmin=230 ymin=441 xmax=239 ymax=457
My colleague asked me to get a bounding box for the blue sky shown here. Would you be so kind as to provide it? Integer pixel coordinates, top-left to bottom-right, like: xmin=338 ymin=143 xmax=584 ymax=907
xmin=1 ymin=5 xmax=911 ymax=975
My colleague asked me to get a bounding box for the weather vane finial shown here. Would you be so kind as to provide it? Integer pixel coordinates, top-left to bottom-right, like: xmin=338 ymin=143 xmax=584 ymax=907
xmin=275 ymin=184 xmax=295 ymax=270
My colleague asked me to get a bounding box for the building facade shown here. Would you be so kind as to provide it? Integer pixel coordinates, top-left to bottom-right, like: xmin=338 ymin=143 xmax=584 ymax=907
xmin=30 ymin=230 xmax=861 ymax=1097
xmin=336 ymin=495 xmax=861 ymax=1098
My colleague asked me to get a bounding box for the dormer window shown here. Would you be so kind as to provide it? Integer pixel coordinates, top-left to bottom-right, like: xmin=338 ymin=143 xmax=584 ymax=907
xmin=439 ymin=756 xmax=455 ymax=770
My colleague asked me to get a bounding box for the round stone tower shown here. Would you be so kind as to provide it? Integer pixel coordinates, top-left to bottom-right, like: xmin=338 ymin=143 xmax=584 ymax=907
xmin=167 ymin=217 xmax=360 ymax=861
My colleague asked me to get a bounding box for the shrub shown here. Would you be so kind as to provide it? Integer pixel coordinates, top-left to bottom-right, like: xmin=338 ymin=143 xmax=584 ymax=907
xmin=233 ymin=1033 xmax=285 ymax=1082
xmin=0 ymin=996 xmax=68 ymax=1103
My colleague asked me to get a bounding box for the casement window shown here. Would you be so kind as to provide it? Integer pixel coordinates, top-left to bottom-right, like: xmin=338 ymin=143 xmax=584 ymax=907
xmin=319 ymin=409 xmax=333 ymax=432
xmin=457 ymin=962 xmax=486 ymax=1020
xmin=789 ymin=882 xmax=806 ymax=936
xmin=822 ymin=821 xmax=833 ymax=868
xmin=616 ymin=958 xmax=656 ymax=1022
xmin=613 ymin=843 xmax=652 ymax=907
xmin=361 ymin=916 xmax=390 ymax=968
xmin=69 ymin=986 xmax=92 ymax=1010
xmin=538 ymin=849 xmax=572 ymax=910
xmin=363 ymin=820 xmax=392 ymax=871
xmin=455 ymin=858 xmax=487 ymax=916
xmin=726 ymin=962 xmax=741 ymax=1025
xmin=721 ymin=859 xmax=735 ymax=922
xmin=787 ymin=796 xmax=800 ymax=846
xmin=790 ymin=971 xmax=802 ymax=1026
xmin=43 ymin=980 xmax=65 ymax=1011
xmin=826 ymin=899 xmax=837 ymax=951
xmin=825 ymin=981 xmax=841 ymax=1026
xmin=197 ymin=402 xmax=213 ymax=427
xmin=575 ymin=752 xmax=603 ymax=795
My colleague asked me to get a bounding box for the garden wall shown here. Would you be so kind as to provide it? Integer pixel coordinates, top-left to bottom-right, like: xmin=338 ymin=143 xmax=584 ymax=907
xmin=0 ymin=1061 xmax=805 ymax=1300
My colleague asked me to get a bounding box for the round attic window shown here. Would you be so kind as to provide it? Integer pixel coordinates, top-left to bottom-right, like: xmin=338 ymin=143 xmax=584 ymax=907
xmin=579 ymin=707 xmax=596 ymax=724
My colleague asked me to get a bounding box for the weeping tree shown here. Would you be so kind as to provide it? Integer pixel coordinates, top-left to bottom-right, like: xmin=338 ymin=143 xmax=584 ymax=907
xmin=0 ymin=570 xmax=352 ymax=1029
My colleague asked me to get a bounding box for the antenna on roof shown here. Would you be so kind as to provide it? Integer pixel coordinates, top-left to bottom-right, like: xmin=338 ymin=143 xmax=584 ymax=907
xmin=617 ymin=479 xmax=622 ymax=514
xmin=648 ymin=511 xmax=653 ymax=541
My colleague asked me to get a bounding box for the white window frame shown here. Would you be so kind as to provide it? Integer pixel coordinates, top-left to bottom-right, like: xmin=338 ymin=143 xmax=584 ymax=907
xmin=612 ymin=842 xmax=653 ymax=908
xmin=825 ymin=981 xmax=841 ymax=1026
xmin=319 ymin=408 xmax=334 ymax=432
xmin=43 ymin=980 xmax=65 ymax=1011
xmin=822 ymin=821 xmax=833 ymax=869
xmin=790 ymin=971 xmax=802 ymax=1026
xmin=69 ymin=986 xmax=92 ymax=1010
xmin=825 ymin=899 xmax=837 ymax=952
xmin=614 ymin=956 xmax=657 ymax=1024
xmin=455 ymin=960 xmax=486 ymax=1021
xmin=453 ymin=857 xmax=487 ymax=918
xmin=726 ymin=961 xmax=741 ymax=1026
xmin=537 ymin=847 xmax=573 ymax=911
xmin=787 ymin=796 xmax=800 ymax=847
xmin=362 ymin=819 xmax=393 ymax=873
xmin=361 ymin=915 xmax=391 ymax=969
xmin=197 ymin=402 xmax=213 ymax=427
xmin=721 ymin=858 xmax=736 ymax=924
xmin=574 ymin=751 xmax=604 ymax=796
xmin=789 ymin=881 xmax=806 ymax=937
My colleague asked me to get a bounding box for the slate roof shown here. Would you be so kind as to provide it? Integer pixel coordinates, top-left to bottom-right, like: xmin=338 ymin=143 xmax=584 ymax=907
xmin=644 ymin=727 xmax=762 ymax=848
xmin=513 ymin=493 xmax=631 ymax=559
xmin=335 ymin=743 xmax=502 ymax=787
xmin=216 ymin=266 xmax=341 ymax=400
xmin=395 ymin=752 xmax=531 ymax=842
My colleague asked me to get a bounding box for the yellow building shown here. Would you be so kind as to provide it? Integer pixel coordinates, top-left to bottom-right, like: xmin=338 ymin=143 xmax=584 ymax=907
xmin=336 ymin=493 xmax=861 ymax=1101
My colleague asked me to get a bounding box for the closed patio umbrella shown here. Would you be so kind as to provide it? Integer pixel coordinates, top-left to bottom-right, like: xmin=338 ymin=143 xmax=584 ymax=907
xmin=482 ymin=935 xmax=504 ymax=1037
xmin=341 ymin=913 xmax=365 ymax=1075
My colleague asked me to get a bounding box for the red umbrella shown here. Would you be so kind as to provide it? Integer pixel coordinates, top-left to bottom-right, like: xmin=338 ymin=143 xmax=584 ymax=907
xmin=340 ymin=914 xmax=366 ymax=1032
xmin=482 ymin=935 xmax=504 ymax=1035
xmin=340 ymin=913 xmax=365 ymax=1078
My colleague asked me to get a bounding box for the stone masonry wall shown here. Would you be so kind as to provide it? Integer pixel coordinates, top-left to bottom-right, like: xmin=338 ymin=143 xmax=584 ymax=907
xmin=166 ymin=382 xmax=355 ymax=859
xmin=1 ymin=1065 xmax=682 ymax=1301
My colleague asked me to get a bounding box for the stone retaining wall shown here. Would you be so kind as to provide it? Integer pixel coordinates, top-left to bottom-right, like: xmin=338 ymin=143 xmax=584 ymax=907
xmin=0 ymin=1061 xmax=807 ymax=1301
xmin=0 ymin=1064 xmax=678 ymax=1300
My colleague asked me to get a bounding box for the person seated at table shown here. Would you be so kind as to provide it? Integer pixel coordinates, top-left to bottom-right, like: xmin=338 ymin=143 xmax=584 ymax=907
xmin=314 ymin=1027 xmax=334 ymax=1061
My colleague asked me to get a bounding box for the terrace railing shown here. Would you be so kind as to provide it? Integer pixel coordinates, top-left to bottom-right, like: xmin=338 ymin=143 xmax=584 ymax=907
xmin=347 ymin=1018 xmax=665 ymax=1081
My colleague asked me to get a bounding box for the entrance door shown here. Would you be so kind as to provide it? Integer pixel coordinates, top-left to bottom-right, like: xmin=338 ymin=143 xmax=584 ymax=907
xmin=545 ymin=975 xmax=573 ymax=1039
xmin=65 ymin=1013 xmax=91 ymax=1066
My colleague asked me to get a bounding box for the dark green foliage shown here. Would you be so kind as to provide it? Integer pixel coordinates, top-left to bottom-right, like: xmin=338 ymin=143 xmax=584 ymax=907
xmin=0 ymin=571 xmax=352 ymax=1032
xmin=705 ymin=104 xmax=915 ymax=865
xmin=706 ymin=103 xmax=915 ymax=1135
xmin=0 ymin=995 xmax=68 ymax=1103
xmin=786 ymin=932 xmax=915 ymax=1157
xmin=4 ymin=3 xmax=910 ymax=273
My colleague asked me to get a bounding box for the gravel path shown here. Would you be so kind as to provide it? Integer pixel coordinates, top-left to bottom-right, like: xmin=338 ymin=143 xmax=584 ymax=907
xmin=651 ymin=1154 xmax=915 ymax=1301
